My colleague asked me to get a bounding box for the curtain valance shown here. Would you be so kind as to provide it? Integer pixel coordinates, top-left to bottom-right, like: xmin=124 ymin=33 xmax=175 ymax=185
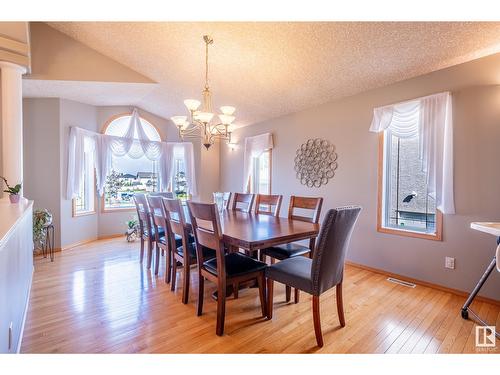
xmin=369 ymin=92 xmax=454 ymax=214
xmin=243 ymin=133 xmax=274 ymax=192
xmin=66 ymin=109 xmax=197 ymax=199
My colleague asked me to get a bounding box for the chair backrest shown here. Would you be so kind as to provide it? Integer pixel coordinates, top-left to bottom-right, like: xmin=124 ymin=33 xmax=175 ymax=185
xmin=162 ymin=198 xmax=187 ymax=238
xmin=222 ymin=192 xmax=232 ymax=209
xmin=133 ymin=193 xmax=152 ymax=230
xmin=311 ymin=206 xmax=362 ymax=295
xmin=147 ymin=195 xmax=167 ymax=234
xmin=187 ymin=201 xmax=226 ymax=275
xmin=162 ymin=198 xmax=190 ymax=254
xmin=150 ymin=192 xmax=175 ymax=199
xmin=288 ymin=195 xmax=323 ymax=223
xmin=231 ymin=192 xmax=255 ymax=213
xmin=254 ymin=194 xmax=283 ymax=216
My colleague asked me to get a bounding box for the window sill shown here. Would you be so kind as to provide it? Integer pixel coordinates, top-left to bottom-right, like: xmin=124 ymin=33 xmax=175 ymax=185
xmin=377 ymin=225 xmax=442 ymax=241
xmin=73 ymin=210 xmax=96 ymax=218
xmin=102 ymin=207 xmax=136 ymax=214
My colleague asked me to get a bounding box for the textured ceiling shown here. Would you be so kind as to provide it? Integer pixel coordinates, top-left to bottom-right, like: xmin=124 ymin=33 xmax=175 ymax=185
xmin=44 ymin=22 xmax=500 ymax=126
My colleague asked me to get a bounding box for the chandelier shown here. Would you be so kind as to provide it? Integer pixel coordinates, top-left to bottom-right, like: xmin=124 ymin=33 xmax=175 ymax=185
xmin=171 ymin=35 xmax=235 ymax=150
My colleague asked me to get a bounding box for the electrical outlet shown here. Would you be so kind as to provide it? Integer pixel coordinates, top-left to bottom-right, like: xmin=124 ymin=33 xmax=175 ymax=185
xmin=445 ymin=257 xmax=455 ymax=270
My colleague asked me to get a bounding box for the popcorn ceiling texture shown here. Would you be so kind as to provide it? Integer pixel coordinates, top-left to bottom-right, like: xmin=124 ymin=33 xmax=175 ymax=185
xmin=45 ymin=22 xmax=500 ymax=127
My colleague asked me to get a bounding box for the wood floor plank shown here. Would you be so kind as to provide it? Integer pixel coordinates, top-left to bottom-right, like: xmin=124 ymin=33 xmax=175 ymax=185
xmin=21 ymin=238 xmax=499 ymax=353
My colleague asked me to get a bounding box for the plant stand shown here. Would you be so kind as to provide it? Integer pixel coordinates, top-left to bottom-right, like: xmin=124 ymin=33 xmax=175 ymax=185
xmin=42 ymin=224 xmax=55 ymax=262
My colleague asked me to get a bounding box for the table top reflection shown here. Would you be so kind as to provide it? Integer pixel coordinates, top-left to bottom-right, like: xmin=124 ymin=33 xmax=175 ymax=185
xmin=182 ymin=206 xmax=319 ymax=251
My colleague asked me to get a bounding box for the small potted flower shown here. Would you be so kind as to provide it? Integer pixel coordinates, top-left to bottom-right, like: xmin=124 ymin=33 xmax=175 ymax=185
xmin=1 ymin=176 xmax=22 ymax=203
xmin=125 ymin=216 xmax=139 ymax=242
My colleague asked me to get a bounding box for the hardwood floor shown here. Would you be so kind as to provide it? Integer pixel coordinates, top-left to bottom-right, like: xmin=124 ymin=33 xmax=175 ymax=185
xmin=21 ymin=238 xmax=499 ymax=354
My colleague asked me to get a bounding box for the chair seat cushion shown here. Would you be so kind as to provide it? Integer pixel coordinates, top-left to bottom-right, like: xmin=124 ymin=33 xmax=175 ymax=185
xmin=148 ymin=227 xmax=165 ymax=239
xmin=263 ymin=243 xmax=311 ymax=260
xmin=158 ymin=233 xmax=194 ymax=247
xmin=204 ymin=252 xmax=267 ymax=278
xmin=177 ymin=243 xmax=215 ymax=262
xmin=265 ymin=256 xmax=314 ymax=294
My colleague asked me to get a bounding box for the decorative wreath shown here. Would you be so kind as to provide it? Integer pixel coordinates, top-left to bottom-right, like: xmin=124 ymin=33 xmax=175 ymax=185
xmin=294 ymin=138 xmax=338 ymax=188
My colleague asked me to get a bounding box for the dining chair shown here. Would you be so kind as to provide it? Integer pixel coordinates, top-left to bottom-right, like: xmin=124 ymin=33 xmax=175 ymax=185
xmin=231 ymin=192 xmax=255 ymax=213
xmin=261 ymin=195 xmax=323 ymax=303
xmin=163 ymin=198 xmax=213 ymax=303
xmin=150 ymin=192 xmax=174 ymax=199
xmin=222 ymin=192 xmax=232 ymax=209
xmin=266 ymin=206 xmax=361 ymax=347
xmin=254 ymin=194 xmax=283 ymax=216
xmin=133 ymin=193 xmax=163 ymax=269
xmin=187 ymin=201 xmax=268 ymax=336
xmin=147 ymin=195 xmax=168 ymax=276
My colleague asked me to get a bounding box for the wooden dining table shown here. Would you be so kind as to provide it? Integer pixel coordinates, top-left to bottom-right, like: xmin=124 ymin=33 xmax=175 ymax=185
xmin=179 ymin=205 xmax=320 ymax=299
xmin=182 ymin=205 xmax=320 ymax=254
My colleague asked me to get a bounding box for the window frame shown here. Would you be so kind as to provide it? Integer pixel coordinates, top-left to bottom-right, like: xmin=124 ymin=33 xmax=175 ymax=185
xmin=72 ymin=154 xmax=97 ymax=217
xmin=248 ymin=149 xmax=272 ymax=195
xmin=100 ymin=113 xmax=162 ymax=213
xmin=377 ymin=132 xmax=443 ymax=241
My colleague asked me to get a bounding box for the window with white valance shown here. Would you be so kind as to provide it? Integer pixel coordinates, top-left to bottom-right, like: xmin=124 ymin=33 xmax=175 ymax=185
xmin=370 ymin=92 xmax=454 ymax=239
xmin=243 ymin=133 xmax=274 ymax=193
xmin=66 ymin=109 xmax=197 ymax=210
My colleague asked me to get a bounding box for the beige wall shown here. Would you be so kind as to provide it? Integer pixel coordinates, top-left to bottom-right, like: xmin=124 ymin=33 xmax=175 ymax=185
xmin=27 ymin=23 xmax=153 ymax=84
xmin=220 ymin=53 xmax=500 ymax=300
xmin=23 ymin=98 xmax=61 ymax=247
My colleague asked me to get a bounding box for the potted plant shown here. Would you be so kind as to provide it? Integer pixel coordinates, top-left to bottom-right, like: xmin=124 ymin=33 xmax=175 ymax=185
xmin=33 ymin=209 xmax=53 ymax=250
xmin=1 ymin=176 xmax=22 ymax=203
xmin=125 ymin=216 xmax=139 ymax=242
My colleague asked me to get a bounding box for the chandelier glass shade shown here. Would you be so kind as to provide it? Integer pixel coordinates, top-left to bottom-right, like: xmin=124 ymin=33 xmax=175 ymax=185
xmin=171 ymin=35 xmax=235 ymax=150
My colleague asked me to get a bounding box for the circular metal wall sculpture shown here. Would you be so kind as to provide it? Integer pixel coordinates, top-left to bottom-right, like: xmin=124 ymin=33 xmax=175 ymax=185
xmin=294 ymin=138 xmax=338 ymax=188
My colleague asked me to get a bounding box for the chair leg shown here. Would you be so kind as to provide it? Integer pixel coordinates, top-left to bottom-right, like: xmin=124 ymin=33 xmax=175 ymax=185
xmin=285 ymin=285 xmax=291 ymax=302
xmin=165 ymin=248 xmax=171 ymax=284
xmin=336 ymin=282 xmax=345 ymax=327
xmin=171 ymin=256 xmax=178 ymax=291
xmin=140 ymin=237 xmax=145 ymax=263
xmin=312 ymin=295 xmax=324 ymax=347
xmin=146 ymin=237 xmax=153 ymax=269
xmin=216 ymin=281 xmax=227 ymax=336
xmin=294 ymin=288 xmax=300 ymax=304
xmin=154 ymin=243 xmax=160 ymax=276
xmin=257 ymin=274 xmax=267 ymax=317
xmin=233 ymin=283 xmax=239 ymax=299
xmin=197 ymin=275 xmax=204 ymax=316
xmin=182 ymin=262 xmax=190 ymax=304
xmin=266 ymin=278 xmax=274 ymax=320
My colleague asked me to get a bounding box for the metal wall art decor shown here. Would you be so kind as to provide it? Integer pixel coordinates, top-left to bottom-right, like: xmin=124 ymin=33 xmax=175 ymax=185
xmin=294 ymin=138 xmax=338 ymax=188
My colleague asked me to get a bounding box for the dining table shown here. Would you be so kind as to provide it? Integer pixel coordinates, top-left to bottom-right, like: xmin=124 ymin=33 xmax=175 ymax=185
xmin=181 ymin=205 xmax=320 ymax=255
xmin=180 ymin=204 xmax=320 ymax=298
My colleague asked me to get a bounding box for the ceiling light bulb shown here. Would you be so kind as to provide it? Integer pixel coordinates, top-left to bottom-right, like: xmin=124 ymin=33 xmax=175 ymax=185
xmin=171 ymin=116 xmax=188 ymax=127
xmin=220 ymin=106 xmax=236 ymax=116
xmin=184 ymin=99 xmax=201 ymax=111
xmin=218 ymin=114 xmax=235 ymax=125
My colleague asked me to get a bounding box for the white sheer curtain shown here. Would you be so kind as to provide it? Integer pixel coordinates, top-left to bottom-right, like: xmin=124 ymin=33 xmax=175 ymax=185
xmin=66 ymin=109 xmax=197 ymax=199
xmin=369 ymin=92 xmax=455 ymax=214
xmin=171 ymin=142 xmax=197 ymax=196
xmin=243 ymin=133 xmax=274 ymax=192
xmin=66 ymin=127 xmax=98 ymax=199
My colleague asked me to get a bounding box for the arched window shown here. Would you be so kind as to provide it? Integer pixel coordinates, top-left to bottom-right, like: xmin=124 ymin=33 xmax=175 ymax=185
xmin=103 ymin=115 xmax=161 ymax=210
